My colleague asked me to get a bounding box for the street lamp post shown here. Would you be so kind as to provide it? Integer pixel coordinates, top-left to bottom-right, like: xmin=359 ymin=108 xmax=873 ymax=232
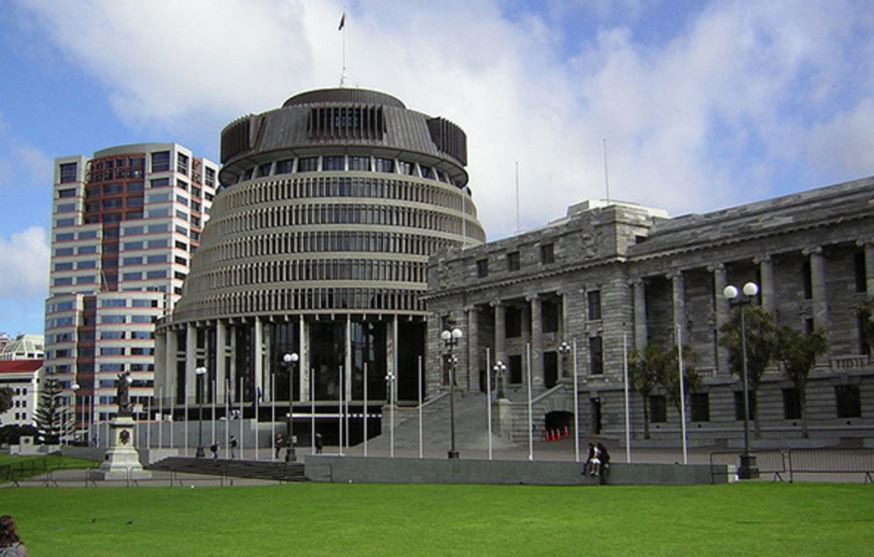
xmin=493 ymin=360 xmax=507 ymax=399
xmin=441 ymin=326 xmax=463 ymax=459
xmin=723 ymin=281 xmax=760 ymax=480
xmin=558 ymin=341 xmax=571 ymax=378
xmin=195 ymin=367 xmax=207 ymax=458
xmin=283 ymin=353 xmax=299 ymax=462
xmin=71 ymin=383 xmax=80 ymax=446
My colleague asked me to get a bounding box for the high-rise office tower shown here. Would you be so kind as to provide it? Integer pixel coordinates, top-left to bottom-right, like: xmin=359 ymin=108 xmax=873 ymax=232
xmin=45 ymin=144 xmax=217 ymax=432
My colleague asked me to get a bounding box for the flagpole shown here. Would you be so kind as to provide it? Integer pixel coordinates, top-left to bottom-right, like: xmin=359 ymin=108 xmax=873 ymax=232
xmin=338 ymin=365 xmax=344 ymax=457
xmin=526 ymin=342 xmax=533 ymax=461
xmin=184 ymin=390 xmax=189 ymax=456
xmin=418 ymin=355 xmax=423 ymax=459
xmin=225 ymin=378 xmax=230 ymax=459
xmin=147 ymin=394 xmax=152 ymax=449
xmin=310 ymin=367 xmax=315 ymax=456
xmin=677 ymin=324 xmax=688 ymax=465
xmin=573 ymin=338 xmax=580 ymax=463
xmin=363 ymin=362 xmax=368 ymax=457
xmin=271 ymin=371 xmax=276 ymax=461
xmin=623 ymin=332 xmax=631 ymax=463
xmin=486 ymin=347 xmax=493 ymax=461
xmin=239 ymin=376 xmax=244 ymax=459
xmin=211 ymin=378 xmax=216 ymax=448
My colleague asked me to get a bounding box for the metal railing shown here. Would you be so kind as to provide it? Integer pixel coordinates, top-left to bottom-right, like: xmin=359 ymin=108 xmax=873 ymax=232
xmin=710 ymin=448 xmax=874 ymax=483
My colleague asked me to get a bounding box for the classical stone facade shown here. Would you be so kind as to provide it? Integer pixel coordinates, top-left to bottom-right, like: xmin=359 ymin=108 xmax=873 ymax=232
xmin=425 ymin=177 xmax=874 ymax=445
xmin=155 ymin=88 xmax=484 ymax=443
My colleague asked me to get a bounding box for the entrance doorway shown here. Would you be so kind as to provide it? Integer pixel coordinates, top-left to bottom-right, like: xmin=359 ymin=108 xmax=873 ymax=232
xmin=589 ymin=397 xmax=602 ymax=435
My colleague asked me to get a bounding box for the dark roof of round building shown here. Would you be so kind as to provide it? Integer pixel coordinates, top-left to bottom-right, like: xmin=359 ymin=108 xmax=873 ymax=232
xmin=283 ymin=88 xmax=406 ymax=109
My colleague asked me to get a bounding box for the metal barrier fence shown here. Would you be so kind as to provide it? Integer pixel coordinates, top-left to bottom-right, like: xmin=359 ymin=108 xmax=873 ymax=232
xmin=710 ymin=448 xmax=874 ymax=483
xmin=787 ymin=449 xmax=874 ymax=483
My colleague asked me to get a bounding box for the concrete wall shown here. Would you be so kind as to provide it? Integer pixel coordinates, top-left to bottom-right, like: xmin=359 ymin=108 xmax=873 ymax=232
xmin=305 ymin=456 xmax=726 ymax=485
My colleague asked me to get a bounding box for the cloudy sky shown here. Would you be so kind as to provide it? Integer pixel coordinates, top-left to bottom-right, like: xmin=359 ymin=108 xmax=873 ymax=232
xmin=1 ymin=0 xmax=873 ymax=336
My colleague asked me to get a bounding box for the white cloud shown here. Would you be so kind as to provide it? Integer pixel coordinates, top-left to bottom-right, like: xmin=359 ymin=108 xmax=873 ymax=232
xmin=13 ymin=0 xmax=874 ymax=239
xmin=13 ymin=144 xmax=52 ymax=186
xmin=0 ymin=226 xmax=50 ymax=300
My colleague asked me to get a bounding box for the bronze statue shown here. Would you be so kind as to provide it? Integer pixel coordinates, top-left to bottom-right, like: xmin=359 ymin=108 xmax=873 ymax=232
xmin=117 ymin=371 xmax=132 ymax=417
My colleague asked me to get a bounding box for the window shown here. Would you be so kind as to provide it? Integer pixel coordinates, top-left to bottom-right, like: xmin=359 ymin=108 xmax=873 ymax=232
xmin=77 ymin=260 xmax=96 ymax=270
xmin=56 ymin=203 xmax=75 ymax=213
xmin=177 ymin=152 xmax=189 ymax=174
xmin=589 ymin=336 xmax=603 ymax=375
xmin=835 ymin=385 xmax=861 ymax=418
xmin=297 ymin=157 xmax=318 ymax=172
xmin=540 ymin=243 xmax=555 ymax=264
xmin=398 ymin=161 xmax=415 ymax=175
xmin=509 ymin=354 xmax=522 ymax=384
xmin=802 ymin=260 xmax=812 ymax=299
xmin=55 ymin=218 xmax=75 ymax=228
xmin=542 ymin=298 xmax=559 ymax=333
xmin=131 ymin=315 xmax=155 ymax=323
xmin=147 ymin=254 xmax=168 ymax=264
xmin=146 ymin=270 xmax=168 ymax=279
xmin=419 ymin=165 xmax=434 ymax=179
xmin=55 ymin=247 xmax=74 ymax=256
xmin=587 ymin=290 xmax=602 ymax=320
xmin=151 ymin=151 xmax=170 ymax=173
xmin=101 ymin=331 xmax=125 ymax=340
xmin=54 ymin=262 xmax=74 ymax=272
xmin=257 ymin=162 xmax=272 ymax=177
xmin=150 ymin=178 xmax=170 ymax=189
xmin=53 ymin=277 xmax=73 ymax=286
xmin=177 ymin=180 xmax=189 ymax=191
xmin=506 ymin=251 xmax=520 ymax=272
xmin=101 ymin=315 xmax=126 ymax=324
xmin=123 ymin=272 xmax=142 ymax=281
xmin=127 ymin=182 xmax=144 ymax=193
xmin=323 ymin=156 xmax=344 ymax=171
xmin=349 ymin=156 xmax=370 ymax=171
xmin=123 ymin=241 xmax=143 ymax=250
xmin=76 ymin=275 xmax=96 ymax=285
xmin=149 ymin=208 xmax=170 ymax=218
xmin=375 ymin=158 xmax=394 ymax=173
xmin=175 ymin=194 xmax=189 ymax=206
xmin=855 ymin=252 xmax=867 ymax=293
xmin=505 ymin=306 xmax=522 ymax=338
xmin=276 ymin=159 xmax=294 ymax=175
xmin=132 ymin=299 xmax=158 ymax=308
xmin=78 ymin=246 xmax=97 ymax=255
xmin=859 ymin=312 xmax=871 ymax=355
xmin=59 ymin=162 xmax=78 ymax=183
xmin=649 ymin=395 xmax=667 ymax=423
xmin=205 ymin=167 xmax=216 ymax=187
xmin=79 ymin=230 xmax=98 ymax=240
xmin=125 ymin=226 xmax=144 ymax=236
xmin=476 ymin=259 xmax=489 ymax=278
xmin=100 ymin=299 xmax=127 ymax=308
xmin=58 ymin=188 xmax=76 ymax=198
xmin=782 ymin=388 xmax=801 ymax=420
xmin=690 ymin=393 xmax=710 ymax=422
xmin=734 ymin=390 xmax=757 ymax=420
xmin=101 ymin=347 xmax=125 ymax=356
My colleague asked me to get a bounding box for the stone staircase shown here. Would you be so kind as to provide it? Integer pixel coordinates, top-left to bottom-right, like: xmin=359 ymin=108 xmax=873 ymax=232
xmin=355 ymin=390 xmax=518 ymax=456
xmin=146 ymin=457 xmax=307 ymax=482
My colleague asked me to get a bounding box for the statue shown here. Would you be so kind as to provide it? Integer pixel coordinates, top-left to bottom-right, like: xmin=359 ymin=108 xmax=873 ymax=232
xmin=116 ymin=371 xmax=132 ymax=417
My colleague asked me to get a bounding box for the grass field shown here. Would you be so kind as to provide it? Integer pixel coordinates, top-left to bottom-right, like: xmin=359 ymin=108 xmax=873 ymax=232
xmin=2 ymin=482 xmax=872 ymax=556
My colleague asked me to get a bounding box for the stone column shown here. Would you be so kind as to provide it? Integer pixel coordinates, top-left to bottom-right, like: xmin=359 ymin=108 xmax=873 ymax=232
xmin=862 ymin=240 xmax=874 ymax=294
xmin=345 ymin=315 xmax=353 ymax=402
xmin=632 ymin=279 xmax=647 ymax=351
xmin=493 ymin=301 xmax=506 ymax=365
xmin=710 ymin=264 xmax=730 ymax=374
xmin=528 ymin=294 xmax=544 ymax=385
xmin=215 ymin=320 xmax=227 ymax=403
xmin=806 ymin=247 xmax=829 ymax=333
xmin=757 ymin=256 xmax=775 ymax=315
xmin=185 ymin=323 xmax=197 ymax=403
xmin=669 ymin=271 xmax=687 ymax=345
xmin=164 ymin=330 xmax=178 ymax=405
xmin=465 ymin=305 xmax=479 ymax=391
xmin=560 ymin=290 xmax=569 ymax=341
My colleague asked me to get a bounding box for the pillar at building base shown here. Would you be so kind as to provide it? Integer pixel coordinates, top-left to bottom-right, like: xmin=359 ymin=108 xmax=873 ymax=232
xmin=93 ymin=416 xmax=152 ymax=480
xmin=496 ymin=398 xmax=513 ymax=440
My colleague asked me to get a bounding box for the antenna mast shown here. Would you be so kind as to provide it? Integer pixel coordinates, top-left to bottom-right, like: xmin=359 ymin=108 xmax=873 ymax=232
xmin=339 ymin=11 xmax=347 ymax=87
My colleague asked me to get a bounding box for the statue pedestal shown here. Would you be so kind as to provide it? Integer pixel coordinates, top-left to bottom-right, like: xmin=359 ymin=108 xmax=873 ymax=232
xmin=94 ymin=416 xmax=152 ymax=480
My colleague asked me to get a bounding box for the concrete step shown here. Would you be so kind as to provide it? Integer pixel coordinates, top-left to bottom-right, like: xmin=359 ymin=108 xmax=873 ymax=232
xmin=147 ymin=457 xmax=307 ymax=482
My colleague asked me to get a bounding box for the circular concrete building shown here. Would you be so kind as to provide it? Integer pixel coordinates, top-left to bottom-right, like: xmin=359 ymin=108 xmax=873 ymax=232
xmin=156 ymin=88 xmax=484 ymax=442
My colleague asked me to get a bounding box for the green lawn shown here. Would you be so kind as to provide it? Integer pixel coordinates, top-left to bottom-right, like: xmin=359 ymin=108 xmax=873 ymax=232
xmin=3 ymin=483 xmax=872 ymax=556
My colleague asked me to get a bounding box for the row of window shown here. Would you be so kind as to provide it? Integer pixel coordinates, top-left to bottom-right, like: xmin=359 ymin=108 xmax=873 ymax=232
xmin=186 ymin=257 xmax=427 ymax=293
xmin=197 ymin=231 xmax=452 ymax=267
xmin=208 ymin=202 xmax=477 ymax=240
xmin=54 ymin=230 xmax=99 ymax=243
xmin=174 ymin=287 xmax=427 ymax=322
xmin=478 ymin=244 xmax=556 ymax=278
xmin=222 ymin=176 xmax=475 ymax=217
xmin=646 ymin=385 xmax=863 ymax=423
xmin=234 ymin=155 xmax=459 ymax=187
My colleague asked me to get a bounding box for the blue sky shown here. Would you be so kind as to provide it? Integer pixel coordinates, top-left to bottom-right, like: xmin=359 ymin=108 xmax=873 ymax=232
xmin=1 ymin=0 xmax=873 ymax=336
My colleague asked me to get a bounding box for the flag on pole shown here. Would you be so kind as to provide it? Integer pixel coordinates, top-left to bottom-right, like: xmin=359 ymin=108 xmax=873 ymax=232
xmin=338 ymin=13 xmax=345 ymax=30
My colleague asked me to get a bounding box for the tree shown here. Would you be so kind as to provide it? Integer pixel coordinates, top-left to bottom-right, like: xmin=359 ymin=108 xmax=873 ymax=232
xmin=719 ymin=305 xmax=777 ymax=437
xmin=776 ymin=326 xmax=828 ymax=438
xmin=663 ymin=344 xmax=701 ymax=416
xmin=0 ymin=386 xmax=13 ymax=415
xmin=629 ymin=343 xmax=669 ymax=440
xmin=33 ymin=375 xmax=70 ymax=445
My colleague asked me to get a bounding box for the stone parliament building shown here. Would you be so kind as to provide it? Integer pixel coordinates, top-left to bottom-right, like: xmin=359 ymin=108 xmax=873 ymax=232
xmin=425 ymin=177 xmax=874 ymax=445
